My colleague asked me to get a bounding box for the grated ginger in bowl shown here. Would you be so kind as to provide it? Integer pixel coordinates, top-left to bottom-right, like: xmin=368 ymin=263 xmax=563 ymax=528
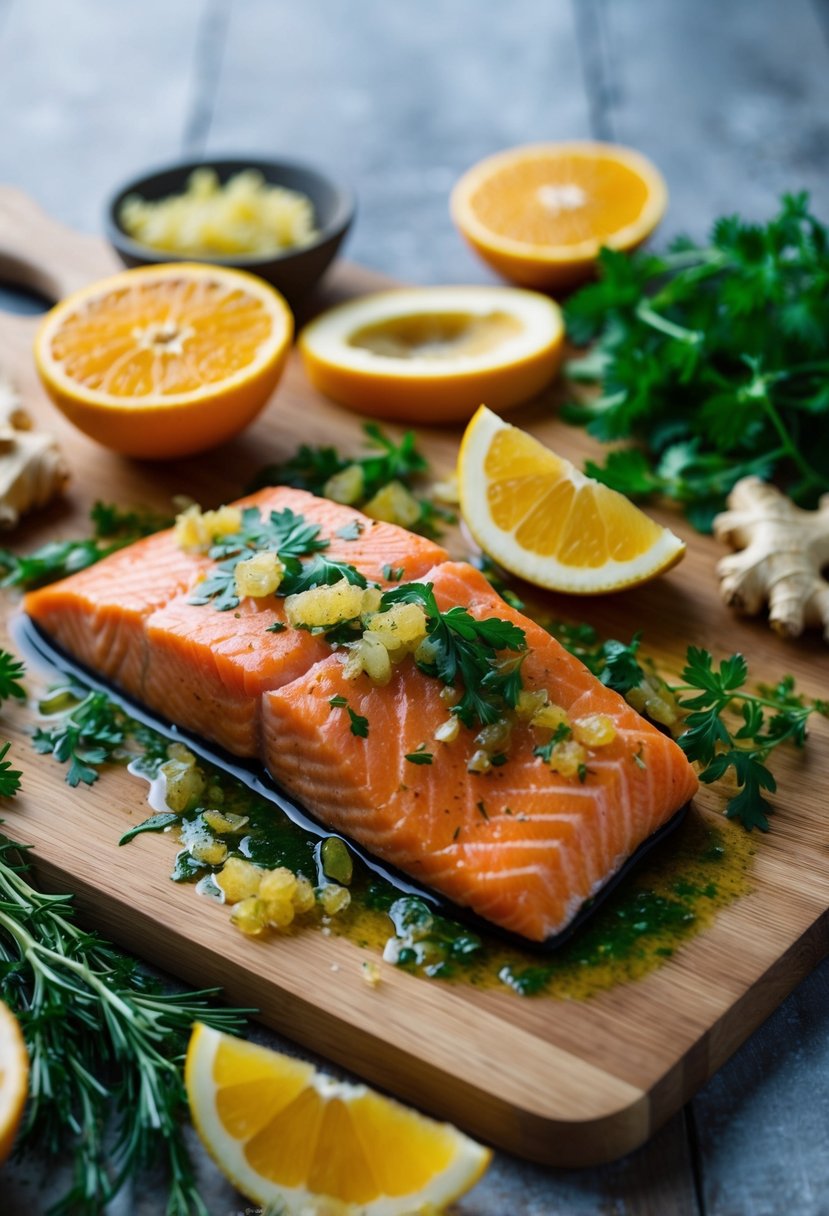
xmin=119 ymin=167 xmax=319 ymax=257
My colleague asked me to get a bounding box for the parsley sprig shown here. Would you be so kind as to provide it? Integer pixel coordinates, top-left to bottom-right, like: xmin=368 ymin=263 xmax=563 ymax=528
xmin=0 ymin=830 xmax=247 ymax=1215
xmin=249 ymin=423 xmax=454 ymax=539
xmin=548 ymin=621 xmax=829 ymax=831
xmin=32 ymin=689 xmax=130 ymax=787
xmin=564 ymin=193 xmax=829 ymax=530
xmin=0 ymin=501 xmax=172 ymax=589
xmin=674 ymin=650 xmax=829 ymax=831
xmin=189 ymin=506 xmax=335 ymax=611
xmin=381 ymin=582 xmax=526 ymax=729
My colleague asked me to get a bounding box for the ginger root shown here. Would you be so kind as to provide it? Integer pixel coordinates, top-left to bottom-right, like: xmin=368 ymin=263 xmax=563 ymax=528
xmin=713 ymin=477 xmax=829 ymax=641
xmin=0 ymin=373 xmax=69 ymax=529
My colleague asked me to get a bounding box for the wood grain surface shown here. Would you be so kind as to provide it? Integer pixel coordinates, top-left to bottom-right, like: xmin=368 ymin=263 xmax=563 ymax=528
xmin=0 ymin=190 xmax=828 ymax=1170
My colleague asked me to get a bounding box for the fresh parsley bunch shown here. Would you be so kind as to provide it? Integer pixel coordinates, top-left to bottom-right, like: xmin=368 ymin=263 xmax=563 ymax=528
xmin=564 ymin=193 xmax=829 ymax=530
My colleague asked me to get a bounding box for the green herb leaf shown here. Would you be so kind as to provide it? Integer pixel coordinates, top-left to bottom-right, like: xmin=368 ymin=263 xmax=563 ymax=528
xmin=381 ymin=582 xmax=528 ymax=730
xmin=405 ymin=751 xmax=433 ymax=765
xmin=31 ymin=690 xmax=129 ymax=787
xmin=248 ymin=424 xmax=451 ymax=538
xmin=0 ymin=650 xmax=26 ymax=702
xmin=564 ymin=194 xmax=829 ymax=525
xmin=118 ymin=812 xmax=179 ymax=845
xmin=0 ymin=501 xmax=172 ymax=589
xmin=0 ymin=741 xmax=22 ymax=797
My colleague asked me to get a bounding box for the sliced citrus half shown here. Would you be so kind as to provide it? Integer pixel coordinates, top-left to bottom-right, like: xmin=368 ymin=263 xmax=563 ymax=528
xmin=34 ymin=263 xmax=293 ymax=459
xmin=0 ymin=1000 xmax=29 ymax=1164
xmin=459 ymin=406 xmax=685 ymax=593
xmin=186 ymin=1023 xmax=491 ymax=1215
xmin=299 ymin=285 xmax=563 ymax=423
xmin=451 ymin=142 xmax=667 ymax=291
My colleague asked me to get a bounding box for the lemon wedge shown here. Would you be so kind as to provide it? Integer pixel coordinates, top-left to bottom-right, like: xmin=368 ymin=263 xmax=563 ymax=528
xmin=186 ymin=1023 xmax=491 ymax=1215
xmin=459 ymin=406 xmax=685 ymax=593
xmin=299 ymin=286 xmax=563 ymax=423
xmin=0 ymin=1000 xmax=29 ymax=1164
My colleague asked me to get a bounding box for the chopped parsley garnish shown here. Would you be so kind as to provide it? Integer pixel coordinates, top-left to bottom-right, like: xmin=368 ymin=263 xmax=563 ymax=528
xmin=382 ymin=564 xmax=405 ymax=582
xmin=405 ymin=751 xmax=433 ymax=765
xmin=532 ymin=722 xmax=572 ymax=763
xmin=328 ymin=696 xmax=369 ymax=737
xmin=280 ymin=554 xmax=367 ymax=597
xmin=549 ymin=619 xmax=829 ymax=832
xmin=266 ymin=621 xmax=287 ymax=633
xmin=380 ymin=582 xmax=527 ymax=730
xmin=189 ymin=508 xmax=369 ymax=612
xmin=32 ymin=689 xmax=129 ymax=787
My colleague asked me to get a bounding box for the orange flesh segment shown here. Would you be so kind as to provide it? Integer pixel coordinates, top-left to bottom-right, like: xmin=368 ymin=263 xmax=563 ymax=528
xmin=48 ymin=275 xmax=275 ymax=397
xmin=468 ymin=152 xmax=651 ymax=247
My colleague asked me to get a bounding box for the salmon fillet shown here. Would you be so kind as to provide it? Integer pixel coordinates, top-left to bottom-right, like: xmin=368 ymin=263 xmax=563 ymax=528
xmin=25 ymin=496 xmax=698 ymax=942
xmin=261 ymin=562 xmax=698 ymax=941
xmin=25 ymin=487 xmax=448 ymax=754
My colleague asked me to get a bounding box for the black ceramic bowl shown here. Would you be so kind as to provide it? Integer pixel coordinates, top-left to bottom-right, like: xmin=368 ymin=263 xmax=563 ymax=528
xmin=105 ymin=157 xmax=355 ymax=308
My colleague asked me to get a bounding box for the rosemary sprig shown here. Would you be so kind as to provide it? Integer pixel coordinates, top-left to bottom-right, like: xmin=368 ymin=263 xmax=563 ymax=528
xmin=0 ymin=830 xmax=248 ymax=1216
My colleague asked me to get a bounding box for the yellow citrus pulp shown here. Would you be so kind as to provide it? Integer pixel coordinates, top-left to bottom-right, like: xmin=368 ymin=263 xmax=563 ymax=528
xmin=298 ymin=285 xmax=563 ymax=423
xmin=451 ymin=142 xmax=667 ymax=291
xmin=34 ymin=263 xmax=293 ymax=459
xmin=458 ymin=405 xmax=685 ymax=593
xmin=0 ymin=1000 xmax=29 ymax=1164
xmin=185 ymin=1023 xmax=491 ymax=1215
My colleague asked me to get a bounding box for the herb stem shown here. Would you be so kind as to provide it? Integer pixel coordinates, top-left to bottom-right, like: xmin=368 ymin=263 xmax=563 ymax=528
xmin=635 ymin=300 xmax=703 ymax=345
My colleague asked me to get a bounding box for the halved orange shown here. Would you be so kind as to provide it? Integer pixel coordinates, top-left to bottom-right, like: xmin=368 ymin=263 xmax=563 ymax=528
xmin=299 ymin=285 xmax=563 ymax=423
xmin=34 ymin=263 xmax=293 ymax=459
xmin=451 ymin=142 xmax=667 ymax=291
xmin=0 ymin=1000 xmax=29 ymax=1164
xmin=459 ymin=406 xmax=685 ymax=593
xmin=186 ymin=1022 xmax=491 ymax=1215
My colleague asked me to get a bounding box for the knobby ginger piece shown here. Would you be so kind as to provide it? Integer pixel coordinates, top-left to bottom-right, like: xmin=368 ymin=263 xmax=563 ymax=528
xmin=713 ymin=476 xmax=829 ymax=642
xmin=0 ymin=374 xmax=69 ymax=528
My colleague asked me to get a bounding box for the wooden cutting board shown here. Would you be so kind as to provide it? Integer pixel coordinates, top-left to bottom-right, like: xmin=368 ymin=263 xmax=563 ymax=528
xmin=0 ymin=186 xmax=827 ymax=1167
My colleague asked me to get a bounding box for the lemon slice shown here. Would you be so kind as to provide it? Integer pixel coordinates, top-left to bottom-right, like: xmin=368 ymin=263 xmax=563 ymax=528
xmin=459 ymin=406 xmax=685 ymax=593
xmin=34 ymin=263 xmax=293 ymax=459
xmin=186 ymin=1023 xmax=491 ymax=1215
xmin=451 ymin=142 xmax=667 ymax=291
xmin=299 ymin=286 xmax=563 ymax=423
xmin=0 ymin=1000 xmax=29 ymax=1164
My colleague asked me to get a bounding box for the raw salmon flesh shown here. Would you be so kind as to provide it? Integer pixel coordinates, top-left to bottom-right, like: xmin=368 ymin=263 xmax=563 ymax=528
xmin=24 ymin=487 xmax=698 ymax=942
